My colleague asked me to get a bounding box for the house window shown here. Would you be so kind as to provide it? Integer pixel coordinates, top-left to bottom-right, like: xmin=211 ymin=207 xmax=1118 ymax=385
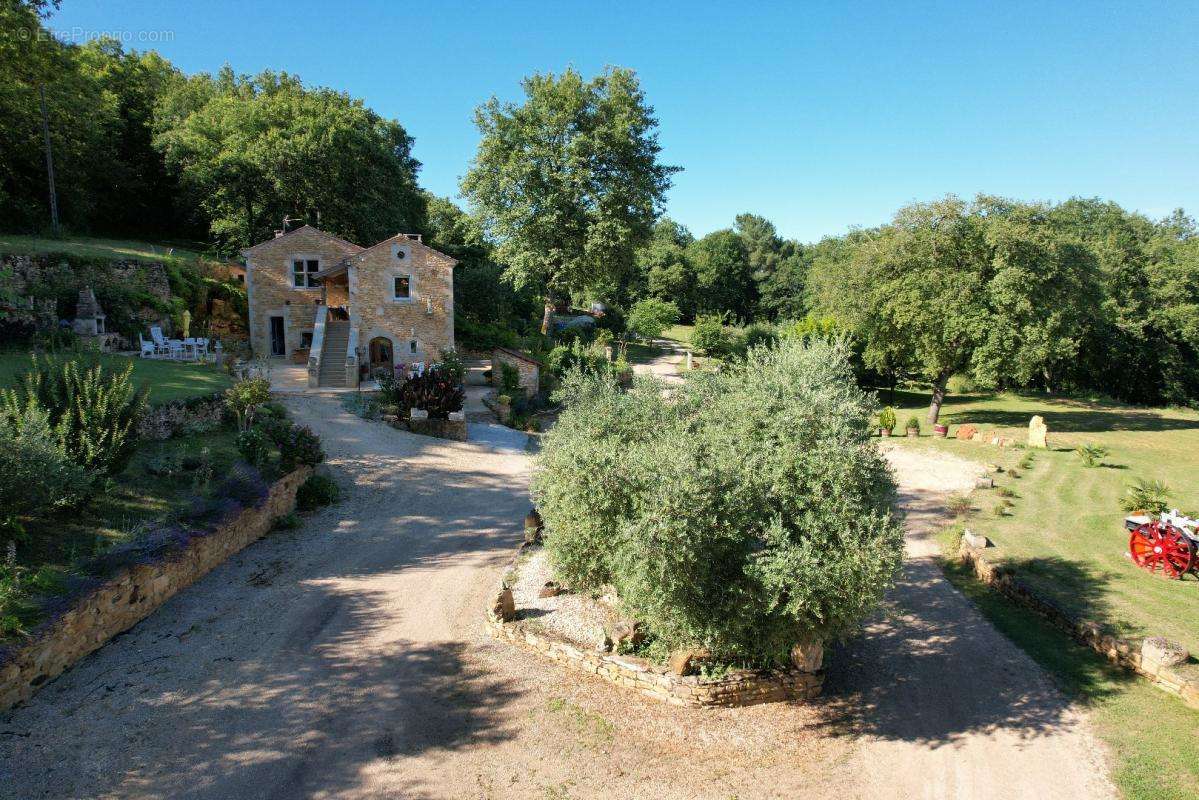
xmin=393 ymin=275 xmax=411 ymax=300
xmin=292 ymin=258 xmax=320 ymax=288
xmin=300 ymin=331 xmax=313 ymax=349
xmin=409 ymin=340 xmax=418 ymax=354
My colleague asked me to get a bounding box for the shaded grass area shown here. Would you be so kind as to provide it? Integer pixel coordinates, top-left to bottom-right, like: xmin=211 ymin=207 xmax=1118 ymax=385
xmin=936 ymin=525 xmax=1199 ymax=800
xmin=884 ymin=391 xmax=1199 ymax=656
xmin=661 ymin=324 xmax=693 ymax=345
xmin=0 ymin=233 xmax=206 ymax=264
xmin=0 ymin=352 xmax=232 ymax=405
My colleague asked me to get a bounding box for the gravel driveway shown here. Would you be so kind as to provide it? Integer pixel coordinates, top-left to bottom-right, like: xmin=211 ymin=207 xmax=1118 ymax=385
xmin=0 ymin=401 xmax=1114 ymax=799
xmin=823 ymin=444 xmax=1116 ymax=800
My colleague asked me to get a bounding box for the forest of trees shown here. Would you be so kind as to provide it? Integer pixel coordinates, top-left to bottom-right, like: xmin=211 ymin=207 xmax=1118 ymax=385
xmin=627 ymin=198 xmax=1199 ymax=414
xmin=1 ymin=0 xmax=426 ymax=250
xmin=3 ymin=1 xmax=1198 ymax=409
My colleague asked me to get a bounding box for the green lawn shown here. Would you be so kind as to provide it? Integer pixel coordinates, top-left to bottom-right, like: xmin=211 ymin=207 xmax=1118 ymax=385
xmin=882 ymin=389 xmax=1199 ymax=800
xmin=0 ymin=352 xmax=232 ymax=404
xmin=882 ymin=390 xmax=1199 ymax=655
xmin=662 ymin=324 xmax=693 ymax=345
xmin=0 ymin=233 xmax=207 ymax=264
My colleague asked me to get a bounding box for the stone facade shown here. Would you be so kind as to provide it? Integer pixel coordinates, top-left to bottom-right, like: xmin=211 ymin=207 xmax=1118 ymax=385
xmin=242 ymin=226 xmax=362 ymax=360
xmin=241 ymin=226 xmax=455 ymax=374
xmin=960 ymin=537 xmax=1199 ymax=708
xmin=0 ymin=467 xmax=311 ymax=712
xmin=485 ymin=542 xmax=825 ymax=708
xmin=492 ymin=347 xmax=541 ymax=396
xmin=347 ymin=234 xmax=455 ymax=367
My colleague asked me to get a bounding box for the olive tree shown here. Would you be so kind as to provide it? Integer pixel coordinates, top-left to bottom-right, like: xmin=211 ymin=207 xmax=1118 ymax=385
xmin=531 ymin=338 xmax=905 ymax=663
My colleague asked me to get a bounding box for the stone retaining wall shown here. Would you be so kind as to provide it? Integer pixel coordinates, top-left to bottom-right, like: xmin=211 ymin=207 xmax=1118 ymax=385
xmin=485 ymin=544 xmax=824 ymax=708
xmin=959 ymin=541 xmax=1199 ymax=708
xmin=0 ymin=467 xmax=311 ymax=712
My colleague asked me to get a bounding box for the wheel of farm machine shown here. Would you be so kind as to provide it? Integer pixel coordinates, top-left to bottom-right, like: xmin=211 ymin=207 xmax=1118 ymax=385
xmin=1129 ymin=520 xmax=1195 ymax=579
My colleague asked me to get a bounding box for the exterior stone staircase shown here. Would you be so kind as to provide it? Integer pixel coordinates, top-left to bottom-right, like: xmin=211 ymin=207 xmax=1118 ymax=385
xmin=317 ymin=320 xmax=350 ymax=387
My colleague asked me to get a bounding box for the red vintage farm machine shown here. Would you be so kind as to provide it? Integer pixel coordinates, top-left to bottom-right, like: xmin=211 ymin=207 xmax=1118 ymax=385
xmin=1126 ymin=510 xmax=1199 ymax=579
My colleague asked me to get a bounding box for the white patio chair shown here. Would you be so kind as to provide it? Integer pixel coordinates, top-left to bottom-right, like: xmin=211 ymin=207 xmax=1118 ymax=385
xmin=149 ymin=326 xmax=168 ymax=356
xmin=138 ymin=334 xmax=157 ymax=358
xmin=183 ymin=338 xmax=198 ymax=361
xmin=194 ymin=338 xmax=209 ymax=360
xmin=166 ymin=340 xmax=184 ymax=360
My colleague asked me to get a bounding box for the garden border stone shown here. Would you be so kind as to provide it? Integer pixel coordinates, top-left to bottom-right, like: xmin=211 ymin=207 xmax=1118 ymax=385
xmin=0 ymin=466 xmax=311 ymax=712
xmin=958 ymin=536 xmax=1199 ymax=709
xmin=485 ymin=542 xmax=824 ymax=708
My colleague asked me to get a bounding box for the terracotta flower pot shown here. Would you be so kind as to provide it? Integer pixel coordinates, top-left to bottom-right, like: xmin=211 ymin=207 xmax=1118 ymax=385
xmin=906 ymin=427 xmax=919 ymax=438
xmin=879 ymin=428 xmax=892 ymax=437
xmin=933 ymin=423 xmax=948 ymax=438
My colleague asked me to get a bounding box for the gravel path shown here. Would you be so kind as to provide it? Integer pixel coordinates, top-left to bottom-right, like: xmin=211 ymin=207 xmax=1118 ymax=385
xmin=0 ymin=404 xmax=1115 ymax=799
xmin=0 ymin=395 xmax=847 ymax=800
xmin=823 ymin=443 xmax=1117 ymax=800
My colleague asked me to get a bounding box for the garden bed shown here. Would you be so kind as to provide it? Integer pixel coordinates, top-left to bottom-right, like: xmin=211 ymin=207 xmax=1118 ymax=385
xmin=0 ymin=465 xmax=310 ymax=711
xmin=487 ymin=543 xmax=825 ymax=708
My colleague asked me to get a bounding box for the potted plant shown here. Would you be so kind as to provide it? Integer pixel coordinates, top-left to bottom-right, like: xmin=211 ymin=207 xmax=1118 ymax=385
xmin=933 ymin=422 xmax=949 ymax=438
xmin=905 ymin=416 xmax=921 ymax=437
xmin=496 ymin=393 xmax=512 ymax=423
xmin=877 ymin=407 xmax=896 ymax=437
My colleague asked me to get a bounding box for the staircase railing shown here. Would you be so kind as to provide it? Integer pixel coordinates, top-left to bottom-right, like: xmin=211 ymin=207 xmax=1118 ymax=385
xmin=307 ymin=305 xmax=327 ymax=388
xmin=345 ymin=325 xmax=359 ymax=388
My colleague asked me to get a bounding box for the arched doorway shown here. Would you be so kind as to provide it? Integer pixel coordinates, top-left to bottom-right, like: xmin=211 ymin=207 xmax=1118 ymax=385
xmin=368 ymin=336 xmax=394 ymax=374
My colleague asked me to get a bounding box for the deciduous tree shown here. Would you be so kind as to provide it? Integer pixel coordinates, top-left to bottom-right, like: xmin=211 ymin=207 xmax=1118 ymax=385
xmin=461 ymin=67 xmax=677 ymax=333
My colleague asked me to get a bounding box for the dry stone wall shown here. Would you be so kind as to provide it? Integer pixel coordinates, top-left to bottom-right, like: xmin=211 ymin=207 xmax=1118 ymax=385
xmin=0 ymin=467 xmax=311 ymax=712
xmin=485 ymin=543 xmax=824 ymax=708
xmin=959 ymin=538 xmax=1199 ymax=708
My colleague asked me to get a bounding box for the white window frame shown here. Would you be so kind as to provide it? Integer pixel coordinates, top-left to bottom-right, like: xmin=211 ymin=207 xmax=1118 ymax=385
xmin=392 ymin=273 xmax=415 ymax=302
xmin=291 ymin=255 xmax=321 ymax=289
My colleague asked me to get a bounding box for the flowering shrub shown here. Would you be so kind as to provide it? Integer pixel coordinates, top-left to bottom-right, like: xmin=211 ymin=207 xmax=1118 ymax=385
xmin=379 ymin=363 xmax=464 ymax=419
xmin=137 ymin=395 xmax=226 ymax=441
xmin=236 ymin=427 xmax=271 ymax=468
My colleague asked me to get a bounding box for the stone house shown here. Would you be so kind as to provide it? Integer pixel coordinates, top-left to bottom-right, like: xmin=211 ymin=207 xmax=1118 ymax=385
xmin=241 ymin=225 xmax=456 ymax=388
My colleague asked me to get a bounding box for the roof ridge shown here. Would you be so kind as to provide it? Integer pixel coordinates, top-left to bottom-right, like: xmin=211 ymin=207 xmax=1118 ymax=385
xmin=240 ymin=224 xmax=364 ymax=256
xmin=349 ymin=233 xmax=459 ymax=265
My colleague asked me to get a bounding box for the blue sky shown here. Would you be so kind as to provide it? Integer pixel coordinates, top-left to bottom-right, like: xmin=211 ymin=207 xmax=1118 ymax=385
xmin=46 ymin=1 xmax=1199 ymax=242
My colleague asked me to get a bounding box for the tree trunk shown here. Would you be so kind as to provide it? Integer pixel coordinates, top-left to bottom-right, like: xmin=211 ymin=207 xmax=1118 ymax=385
xmin=927 ymin=369 xmax=953 ymax=425
xmin=245 ymin=197 xmax=255 ymax=247
xmin=540 ymin=294 xmax=555 ymax=336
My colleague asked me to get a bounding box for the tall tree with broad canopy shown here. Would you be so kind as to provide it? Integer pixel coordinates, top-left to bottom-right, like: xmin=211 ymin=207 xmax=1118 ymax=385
xmin=155 ymin=69 xmax=425 ymax=253
xmin=461 ymin=67 xmax=678 ymax=333
xmin=816 ymin=195 xmax=1099 ymax=424
xmin=690 ymin=229 xmax=756 ymax=321
xmin=639 ymin=218 xmax=697 ymax=317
